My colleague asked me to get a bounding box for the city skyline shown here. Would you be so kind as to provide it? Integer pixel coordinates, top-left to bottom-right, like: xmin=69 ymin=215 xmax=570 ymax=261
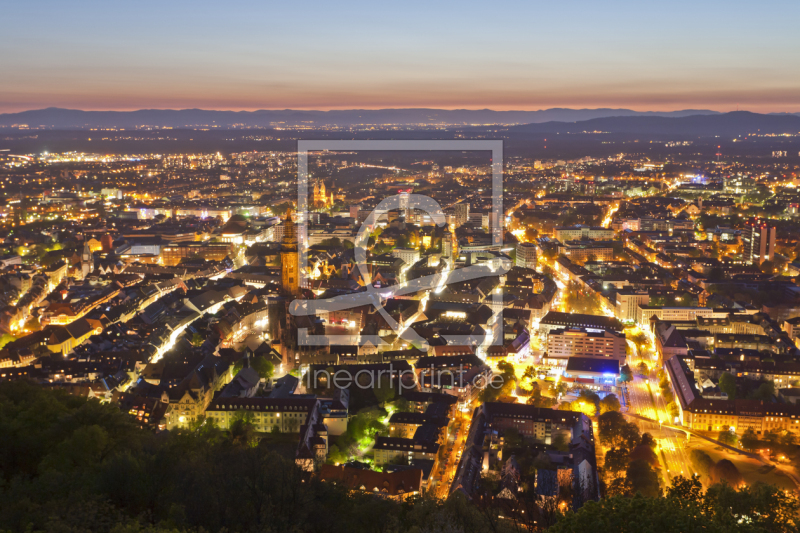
xmin=3 ymin=2 xmax=800 ymax=531
xmin=3 ymin=0 xmax=800 ymax=113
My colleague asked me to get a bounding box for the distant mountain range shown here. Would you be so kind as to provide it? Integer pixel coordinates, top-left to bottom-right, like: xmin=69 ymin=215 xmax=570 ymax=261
xmin=505 ymin=111 xmax=800 ymax=137
xmin=1 ymin=108 xmax=799 ymax=137
xmin=0 ymin=107 xmax=725 ymax=129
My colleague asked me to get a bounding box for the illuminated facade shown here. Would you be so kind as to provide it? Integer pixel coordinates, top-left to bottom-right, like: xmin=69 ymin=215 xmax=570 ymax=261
xmin=281 ymin=208 xmax=300 ymax=295
xmin=312 ymin=180 xmax=334 ymax=209
xmin=743 ymin=218 xmax=776 ymax=265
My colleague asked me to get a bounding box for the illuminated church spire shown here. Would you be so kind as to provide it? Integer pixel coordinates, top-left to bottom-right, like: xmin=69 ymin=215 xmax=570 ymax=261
xmin=281 ymin=206 xmax=299 ymax=295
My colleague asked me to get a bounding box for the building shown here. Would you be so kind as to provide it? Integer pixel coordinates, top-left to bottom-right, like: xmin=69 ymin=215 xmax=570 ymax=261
xmin=545 ymin=327 xmax=627 ymax=366
xmin=46 ymin=317 xmax=101 ymax=355
xmin=388 ymin=412 xmax=448 ymax=441
xmin=442 ymin=231 xmax=453 ymax=259
xmin=636 ymin=306 xmax=716 ymax=328
xmin=453 ymin=203 xmax=469 ymax=227
xmin=554 ymin=225 xmax=615 ymax=241
xmin=784 ymin=317 xmax=800 ymax=345
xmin=372 ymin=436 xmax=439 ymax=466
xmin=281 ymin=208 xmax=300 ymax=295
xmin=205 ymin=397 xmax=319 ymax=433
xmin=539 ymin=311 xmax=623 ymax=335
xmin=665 ymin=354 xmax=800 ymax=434
xmin=654 ymin=322 xmax=689 ymax=361
xmin=318 ymin=464 xmax=424 ymax=500
xmin=743 ymin=218 xmax=776 ymax=265
xmin=392 ymin=248 xmax=420 ymax=267
xmin=482 ymin=403 xmax=585 ymax=444
xmin=451 ymin=402 xmax=598 ymax=507
xmin=557 ymin=242 xmax=613 ymax=262
xmin=563 ymin=356 xmax=620 ymax=389
xmin=312 ymin=180 xmax=334 ymax=208
xmin=615 ymin=289 xmax=650 ymax=323
xmin=161 ymin=243 xmax=234 ymax=267
xmin=515 ymin=242 xmax=537 ymax=269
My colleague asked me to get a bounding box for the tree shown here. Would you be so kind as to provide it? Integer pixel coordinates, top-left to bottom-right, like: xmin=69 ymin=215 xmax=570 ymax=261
xmin=604 ymin=447 xmax=629 ymax=476
xmin=717 ymin=426 xmax=738 ymax=447
xmin=710 ymin=459 xmax=743 ymax=487
xmin=666 ymin=401 xmax=679 ymax=420
xmin=629 ymin=443 xmax=659 ymax=469
xmin=389 ymin=397 xmax=412 ymax=413
xmin=552 ymin=432 xmax=569 ymax=452
xmin=740 ymin=428 xmax=759 ymax=451
xmin=779 ymin=430 xmax=796 ymax=446
xmin=551 ymin=481 xmax=800 ymax=533
xmin=751 ymin=381 xmax=774 ymax=401
xmin=503 ymin=428 xmax=523 ymax=450
xmin=327 ymin=444 xmax=348 ymax=465
xmin=599 ymin=394 xmax=621 ymax=414
xmin=522 ymin=365 xmax=537 ymax=381
xmin=666 ymin=474 xmax=703 ymax=501
xmin=373 ymin=375 xmax=396 ymax=404
xmin=625 ymin=459 xmax=661 ymax=497
xmin=229 ymin=411 xmax=257 ymax=447
xmin=190 ymin=332 xmax=204 ymax=347
xmin=0 ymin=333 xmax=16 ymax=350
xmin=528 ymin=392 xmax=557 ymax=408
xmin=320 ymin=237 xmax=342 ymax=247
xmin=763 ymin=430 xmax=780 ymax=444
xmin=250 ymin=356 xmax=275 ymax=381
xmin=690 ymin=449 xmax=715 ymax=478
xmin=619 ymin=364 xmax=633 ymax=383
xmin=480 ymin=364 xmax=516 ymax=402
xmin=574 ymin=389 xmax=600 ymax=416
xmin=598 ymin=411 xmax=640 ymax=452
xmin=718 ymin=372 xmax=736 ymax=400
xmin=3 ymin=380 xmax=800 ymax=533
xmin=552 ymin=379 xmax=569 ymax=396
xmin=496 ymin=360 xmax=516 ymax=379
xmin=759 ymin=260 xmax=776 ymax=274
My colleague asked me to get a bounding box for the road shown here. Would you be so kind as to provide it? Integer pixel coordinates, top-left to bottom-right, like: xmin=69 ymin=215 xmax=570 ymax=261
xmin=431 ymin=402 xmax=474 ymax=497
xmin=622 ymin=338 xmax=693 ymax=482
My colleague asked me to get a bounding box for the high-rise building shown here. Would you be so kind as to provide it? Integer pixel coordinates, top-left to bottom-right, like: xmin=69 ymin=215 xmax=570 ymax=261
xmin=442 ymin=231 xmax=453 ymax=259
xmin=398 ymin=190 xmax=410 ymax=211
xmin=743 ymin=219 xmax=776 ymax=265
xmin=281 ymin=208 xmax=300 ymax=294
xmin=515 ymin=242 xmax=537 ymax=269
xmin=454 ymin=203 xmax=469 ymax=227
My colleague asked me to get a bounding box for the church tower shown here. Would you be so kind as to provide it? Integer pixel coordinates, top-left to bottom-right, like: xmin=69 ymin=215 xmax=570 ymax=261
xmin=312 ymin=179 xmax=332 ymax=208
xmin=81 ymin=242 xmax=93 ymax=279
xmin=281 ymin=207 xmax=300 ymax=295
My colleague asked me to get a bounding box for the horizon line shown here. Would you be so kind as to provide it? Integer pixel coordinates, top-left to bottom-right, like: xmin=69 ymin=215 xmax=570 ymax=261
xmin=0 ymin=106 xmax=769 ymax=115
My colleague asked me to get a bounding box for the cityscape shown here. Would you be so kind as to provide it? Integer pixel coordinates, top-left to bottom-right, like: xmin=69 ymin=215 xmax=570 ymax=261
xmin=2 ymin=1 xmax=800 ymax=532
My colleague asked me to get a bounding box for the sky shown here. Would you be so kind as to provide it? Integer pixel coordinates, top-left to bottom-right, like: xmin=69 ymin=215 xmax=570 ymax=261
xmin=2 ymin=0 xmax=800 ymax=113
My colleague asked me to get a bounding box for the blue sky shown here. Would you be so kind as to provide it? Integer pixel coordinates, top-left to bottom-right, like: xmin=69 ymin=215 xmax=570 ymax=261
xmin=2 ymin=0 xmax=799 ymax=112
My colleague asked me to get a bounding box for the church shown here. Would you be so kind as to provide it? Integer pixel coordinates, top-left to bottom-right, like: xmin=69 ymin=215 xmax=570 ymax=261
xmin=312 ymin=180 xmax=334 ymax=209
